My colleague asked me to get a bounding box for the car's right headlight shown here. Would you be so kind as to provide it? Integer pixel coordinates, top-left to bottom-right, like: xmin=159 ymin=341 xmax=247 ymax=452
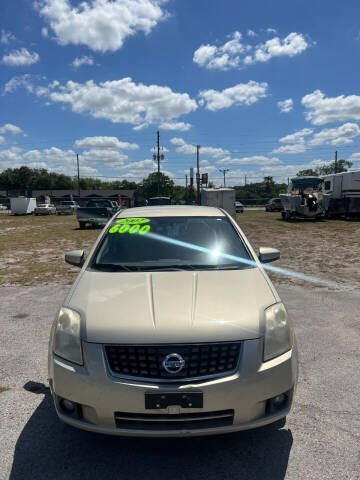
xmin=53 ymin=307 xmax=83 ymax=365
xmin=263 ymin=303 xmax=293 ymax=362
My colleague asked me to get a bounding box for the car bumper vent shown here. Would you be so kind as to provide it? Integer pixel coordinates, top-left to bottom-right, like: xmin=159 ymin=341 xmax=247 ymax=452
xmin=114 ymin=410 xmax=234 ymax=430
xmin=104 ymin=342 xmax=241 ymax=382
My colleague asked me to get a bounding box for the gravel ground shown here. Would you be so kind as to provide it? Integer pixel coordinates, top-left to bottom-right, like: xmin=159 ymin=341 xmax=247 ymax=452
xmin=0 ymin=284 xmax=359 ymax=480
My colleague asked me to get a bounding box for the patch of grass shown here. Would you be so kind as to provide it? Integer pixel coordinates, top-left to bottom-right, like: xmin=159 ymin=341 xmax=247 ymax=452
xmin=236 ymin=210 xmax=360 ymax=290
xmin=0 ymin=210 xmax=359 ymax=290
xmin=0 ymin=214 xmax=99 ymax=286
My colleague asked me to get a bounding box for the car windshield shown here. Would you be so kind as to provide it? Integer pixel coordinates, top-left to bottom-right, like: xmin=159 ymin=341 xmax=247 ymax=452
xmin=92 ymin=216 xmax=253 ymax=271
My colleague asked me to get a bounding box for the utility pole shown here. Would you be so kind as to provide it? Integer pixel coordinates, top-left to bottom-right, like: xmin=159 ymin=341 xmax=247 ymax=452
xmin=335 ymin=150 xmax=338 ymax=174
xmin=157 ymin=130 xmax=160 ymax=195
xmin=196 ymin=145 xmax=201 ymax=205
xmin=185 ymin=174 xmax=188 ymax=189
xmin=244 ymin=175 xmax=247 ymax=186
xmin=76 ymin=153 xmax=80 ymax=198
xmin=219 ymin=168 xmax=229 ymax=187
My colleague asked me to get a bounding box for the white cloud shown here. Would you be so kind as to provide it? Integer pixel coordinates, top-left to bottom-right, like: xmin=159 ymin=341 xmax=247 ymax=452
xmin=41 ymin=27 xmax=49 ymax=37
xmin=279 ymin=128 xmax=313 ymax=144
xmin=46 ymin=77 xmax=197 ymax=126
xmin=309 ymin=123 xmax=360 ymax=146
xmin=22 ymin=150 xmax=42 ymax=162
xmin=1 ymin=48 xmax=40 ymax=66
xmin=170 ymin=137 xmax=229 ymax=158
xmin=71 ymin=55 xmax=94 ymax=69
xmin=193 ymin=44 xmax=218 ymax=67
xmin=217 ymin=155 xmax=281 ymax=165
xmin=245 ymin=33 xmax=310 ymax=65
xmin=74 ymin=136 xmax=139 ymax=150
xmin=0 ymin=136 xmax=4 ymax=145
xmin=267 ymin=28 xmax=277 ymax=34
xmin=159 ymin=121 xmax=191 ymax=131
xmin=302 ymin=89 xmax=360 ymax=125
xmin=124 ymin=159 xmax=157 ymax=170
xmin=247 ymin=29 xmax=256 ymax=37
xmin=1 ymin=30 xmax=16 ymax=44
xmin=193 ymin=31 xmax=311 ymax=70
xmin=80 ymin=149 xmax=128 ymax=168
xmin=199 ymin=81 xmax=268 ymax=111
xmin=0 ymin=123 xmax=23 ymax=135
xmin=120 ymin=158 xmax=174 ymax=179
xmin=42 ymin=147 xmax=76 ymax=165
xmin=37 ymin=0 xmax=166 ymax=53
xmin=277 ymin=98 xmax=293 ymax=113
xmin=0 ymin=145 xmax=100 ymax=175
xmin=272 ymin=143 xmax=307 ymax=154
xmin=349 ymin=153 xmax=360 ymax=162
xmin=3 ymin=75 xmax=33 ymax=95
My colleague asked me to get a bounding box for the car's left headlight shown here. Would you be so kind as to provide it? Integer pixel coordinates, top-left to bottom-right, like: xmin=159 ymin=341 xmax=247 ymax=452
xmin=263 ymin=303 xmax=293 ymax=362
xmin=53 ymin=307 xmax=83 ymax=365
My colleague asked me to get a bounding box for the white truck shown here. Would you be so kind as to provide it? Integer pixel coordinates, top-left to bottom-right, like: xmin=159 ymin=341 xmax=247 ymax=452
xmin=10 ymin=197 xmax=36 ymax=215
xmin=322 ymin=170 xmax=360 ymax=218
xmin=201 ymin=188 xmax=236 ymax=218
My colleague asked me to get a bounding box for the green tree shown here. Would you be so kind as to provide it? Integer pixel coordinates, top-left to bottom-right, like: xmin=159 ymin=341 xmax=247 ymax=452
xmin=296 ymin=169 xmax=319 ymax=177
xmin=318 ymin=159 xmax=353 ymax=175
xmin=139 ymin=172 xmax=174 ymax=199
xmin=296 ymin=159 xmax=353 ymax=177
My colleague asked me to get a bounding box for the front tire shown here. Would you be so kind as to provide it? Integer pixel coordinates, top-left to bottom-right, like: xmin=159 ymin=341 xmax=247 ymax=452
xmin=79 ymin=222 xmax=86 ymax=229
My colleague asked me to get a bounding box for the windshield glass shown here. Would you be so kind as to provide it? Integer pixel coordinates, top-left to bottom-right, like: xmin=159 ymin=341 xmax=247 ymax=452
xmin=91 ymin=216 xmax=253 ymax=271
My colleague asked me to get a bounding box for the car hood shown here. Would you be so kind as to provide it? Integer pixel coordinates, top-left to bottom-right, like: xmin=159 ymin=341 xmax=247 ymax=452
xmin=67 ymin=268 xmax=276 ymax=344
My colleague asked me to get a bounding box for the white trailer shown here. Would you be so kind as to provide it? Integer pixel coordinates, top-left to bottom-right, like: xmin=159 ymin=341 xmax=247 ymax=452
xmin=201 ymin=188 xmax=236 ymax=218
xmin=322 ymin=170 xmax=360 ymax=218
xmin=10 ymin=197 xmax=36 ymax=215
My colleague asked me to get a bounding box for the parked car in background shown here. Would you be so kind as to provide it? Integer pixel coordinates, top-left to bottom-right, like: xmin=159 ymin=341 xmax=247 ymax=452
xmin=49 ymin=205 xmax=297 ymax=437
xmin=0 ymin=204 xmax=7 ymax=211
xmin=148 ymin=196 xmax=172 ymax=206
xmin=57 ymin=201 xmax=79 ymax=215
xmin=34 ymin=203 xmax=57 ymax=215
xmin=76 ymin=199 xmax=118 ymax=229
xmin=235 ymin=201 xmax=244 ymax=213
xmin=265 ymin=198 xmax=284 ymax=212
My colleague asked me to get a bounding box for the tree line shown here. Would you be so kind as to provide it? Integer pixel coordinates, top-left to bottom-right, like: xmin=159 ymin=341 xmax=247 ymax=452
xmin=0 ymin=160 xmax=354 ymax=203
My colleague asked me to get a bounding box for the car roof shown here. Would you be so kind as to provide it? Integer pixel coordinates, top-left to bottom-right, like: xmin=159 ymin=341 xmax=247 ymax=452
xmin=116 ymin=205 xmax=225 ymax=218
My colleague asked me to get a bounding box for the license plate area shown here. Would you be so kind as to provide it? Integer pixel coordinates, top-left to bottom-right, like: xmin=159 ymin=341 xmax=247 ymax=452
xmin=145 ymin=392 xmax=203 ymax=409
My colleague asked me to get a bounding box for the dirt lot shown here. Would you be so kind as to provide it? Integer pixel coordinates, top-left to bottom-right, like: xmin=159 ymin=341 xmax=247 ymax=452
xmin=0 ymin=211 xmax=359 ymax=290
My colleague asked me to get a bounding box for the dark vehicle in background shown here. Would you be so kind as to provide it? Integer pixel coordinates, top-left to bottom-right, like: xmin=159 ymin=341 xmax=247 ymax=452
xmin=265 ymin=198 xmax=284 ymax=212
xmin=235 ymin=201 xmax=244 ymax=213
xmin=76 ymin=200 xmax=118 ymax=229
xmin=57 ymin=201 xmax=79 ymax=215
xmin=148 ymin=196 xmax=171 ymax=206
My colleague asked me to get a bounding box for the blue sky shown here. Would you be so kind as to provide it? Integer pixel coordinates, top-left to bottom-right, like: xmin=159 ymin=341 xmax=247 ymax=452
xmin=1 ymin=0 xmax=360 ymax=185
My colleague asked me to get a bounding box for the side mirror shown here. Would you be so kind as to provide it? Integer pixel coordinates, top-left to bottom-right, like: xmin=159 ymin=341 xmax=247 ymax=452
xmin=259 ymin=247 xmax=280 ymax=264
xmin=65 ymin=250 xmax=85 ymax=267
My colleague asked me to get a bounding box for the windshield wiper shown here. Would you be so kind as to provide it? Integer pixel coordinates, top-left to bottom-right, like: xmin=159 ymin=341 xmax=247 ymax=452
xmin=91 ymin=263 xmax=133 ymax=272
xmin=136 ymin=264 xmax=195 ymax=271
xmin=190 ymin=264 xmax=244 ymax=270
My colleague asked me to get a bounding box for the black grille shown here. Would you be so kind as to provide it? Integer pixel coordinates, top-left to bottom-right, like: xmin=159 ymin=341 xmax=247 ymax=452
xmin=114 ymin=410 xmax=234 ymax=430
xmin=105 ymin=342 xmax=241 ymax=381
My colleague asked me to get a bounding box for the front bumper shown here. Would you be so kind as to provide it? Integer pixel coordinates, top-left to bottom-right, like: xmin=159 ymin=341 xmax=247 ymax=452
xmin=49 ymin=339 xmax=298 ymax=437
